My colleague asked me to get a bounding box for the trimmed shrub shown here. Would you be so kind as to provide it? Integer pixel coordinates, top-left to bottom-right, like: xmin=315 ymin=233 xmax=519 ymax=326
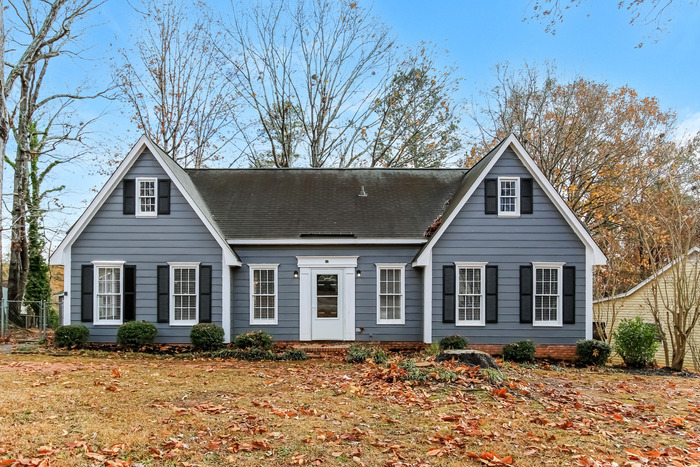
xmin=439 ymin=335 xmax=468 ymax=350
xmin=613 ymin=317 xmax=659 ymax=368
xmin=54 ymin=324 xmax=90 ymax=348
xmin=280 ymin=349 xmax=308 ymax=361
xmin=576 ymin=339 xmax=612 ymax=366
xmin=234 ymin=348 xmax=278 ymax=361
xmin=347 ymin=344 xmax=372 ymax=363
xmin=117 ymin=321 xmax=157 ymax=350
xmin=372 ymin=347 xmax=389 ymax=364
xmin=190 ymin=323 xmax=225 ymax=351
xmin=234 ymin=330 xmax=274 ymax=351
xmin=502 ymin=340 xmax=536 ymax=363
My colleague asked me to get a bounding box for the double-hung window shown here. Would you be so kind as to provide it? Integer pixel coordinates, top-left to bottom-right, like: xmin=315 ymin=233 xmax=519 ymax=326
xmin=250 ymin=264 xmax=278 ymax=325
xmin=170 ymin=263 xmax=199 ymax=325
xmin=533 ymin=262 xmax=564 ymax=326
xmin=93 ymin=261 xmax=124 ymax=325
xmin=136 ymin=178 xmax=157 ymax=217
xmin=376 ymin=264 xmax=405 ymax=324
xmin=455 ymin=262 xmax=486 ymax=326
xmin=498 ymin=177 xmax=519 ymax=217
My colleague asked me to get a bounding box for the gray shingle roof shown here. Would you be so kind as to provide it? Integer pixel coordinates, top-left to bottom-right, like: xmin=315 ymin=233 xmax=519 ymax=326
xmin=184 ymin=168 xmax=469 ymax=240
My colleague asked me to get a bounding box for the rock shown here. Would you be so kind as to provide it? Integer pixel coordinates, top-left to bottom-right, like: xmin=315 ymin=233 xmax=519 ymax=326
xmin=436 ymin=349 xmax=500 ymax=370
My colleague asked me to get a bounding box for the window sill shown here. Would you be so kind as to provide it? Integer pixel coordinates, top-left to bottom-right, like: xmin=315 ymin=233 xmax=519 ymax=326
xmin=93 ymin=321 xmax=123 ymax=326
xmin=455 ymin=322 xmax=485 ymax=327
xmin=250 ymin=320 xmax=278 ymax=326
xmin=377 ymin=320 xmax=405 ymax=325
xmin=169 ymin=321 xmax=198 ymax=326
xmin=497 ymin=213 xmax=520 ymax=218
xmin=135 ymin=213 xmax=158 ymax=218
xmin=532 ymin=322 xmax=563 ymax=327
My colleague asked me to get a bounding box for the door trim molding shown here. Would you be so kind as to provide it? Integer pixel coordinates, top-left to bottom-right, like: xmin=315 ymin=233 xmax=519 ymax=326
xmin=297 ymin=257 xmax=357 ymax=341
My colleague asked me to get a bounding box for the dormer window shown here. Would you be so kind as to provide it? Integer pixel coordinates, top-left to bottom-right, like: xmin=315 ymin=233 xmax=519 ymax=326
xmin=498 ymin=177 xmax=519 ymax=217
xmin=136 ymin=178 xmax=157 ymax=217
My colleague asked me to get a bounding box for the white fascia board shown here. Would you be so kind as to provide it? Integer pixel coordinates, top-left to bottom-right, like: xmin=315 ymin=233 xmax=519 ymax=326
xmin=229 ymin=238 xmax=426 ymax=245
xmin=414 ymin=134 xmax=607 ymax=266
xmin=50 ymin=135 xmax=241 ymax=268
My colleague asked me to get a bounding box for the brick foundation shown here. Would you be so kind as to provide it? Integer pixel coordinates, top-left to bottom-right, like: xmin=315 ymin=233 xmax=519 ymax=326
xmin=275 ymin=341 xmax=577 ymax=361
xmin=469 ymin=344 xmax=577 ymax=361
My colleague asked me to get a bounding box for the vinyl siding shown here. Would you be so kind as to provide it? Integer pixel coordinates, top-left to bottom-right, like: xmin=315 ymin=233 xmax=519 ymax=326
xmin=431 ymin=149 xmax=587 ymax=345
xmin=594 ymin=255 xmax=700 ymax=370
xmin=231 ymin=246 xmax=422 ymax=341
xmin=70 ymin=150 xmax=223 ymax=343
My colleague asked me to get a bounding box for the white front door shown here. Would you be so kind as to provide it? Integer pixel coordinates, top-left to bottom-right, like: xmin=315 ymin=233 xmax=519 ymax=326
xmin=311 ymin=269 xmax=344 ymax=340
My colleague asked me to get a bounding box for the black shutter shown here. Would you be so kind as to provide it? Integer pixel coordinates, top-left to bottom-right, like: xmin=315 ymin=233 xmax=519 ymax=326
xmin=199 ymin=265 xmax=212 ymax=323
xmin=123 ymin=265 xmax=136 ymax=322
xmin=485 ymin=179 xmax=498 ymax=214
xmin=521 ymin=178 xmax=533 ymax=214
xmin=158 ymin=179 xmax=171 ymax=215
xmin=81 ymin=265 xmax=94 ymax=322
xmin=442 ymin=265 xmax=455 ymax=323
xmin=563 ymin=266 xmax=576 ymax=324
xmin=123 ymin=179 xmax=135 ymax=215
xmin=157 ymin=265 xmax=170 ymax=323
xmin=520 ymin=265 xmax=533 ymax=323
xmin=485 ymin=265 xmax=498 ymax=323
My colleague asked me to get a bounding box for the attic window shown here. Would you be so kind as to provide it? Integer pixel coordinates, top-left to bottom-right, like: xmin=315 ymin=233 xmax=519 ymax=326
xmin=136 ymin=178 xmax=157 ymax=217
xmin=498 ymin=177 xmax=519 ymax=217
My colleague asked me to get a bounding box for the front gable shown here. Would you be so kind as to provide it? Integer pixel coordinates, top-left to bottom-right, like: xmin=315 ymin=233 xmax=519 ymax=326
xmin=413 ymin=135 xmax=606 ymax=266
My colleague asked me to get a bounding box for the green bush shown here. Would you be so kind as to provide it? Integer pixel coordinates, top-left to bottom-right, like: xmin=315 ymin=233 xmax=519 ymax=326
xmin=576 ymin=339 xmax=612 ymax=366
xmin=116 ymin=321 xmax=157 ymax=350
xmin=439 ymin=335 xmax=468 ymax=350
xmin=372 ymin=347 xmax=389 ymax=364
xmin=502 ymin=340 xmax=536 ymax=363
xmin=280 ymin=349 xmax=308 ymax=361
xmin=234 ymin=330 xmax=274 ymax=351
xmin=347 ymin=344 xmax=372 ymax=363
xmin=54 ymin=324 xmax=90 ymax=348
xmin=190 ymin=323 xmax=225 ymax=351
xmin=613 ymin=317 xmax=659 ymax=368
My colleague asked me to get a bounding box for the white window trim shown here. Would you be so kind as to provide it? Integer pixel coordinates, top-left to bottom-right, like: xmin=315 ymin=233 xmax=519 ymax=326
xmin=532 ymin=262 xmax=565 ymax=327
xmin=135 ymin=177 xmax=158 ymax=218
xmin=375 ymin=263 xmax=406 ymax=325
xmin=497 ymin=176 xmax=520 ymax=217
xmin=92 ymin=261 xmax=125 ymax=326
xmin=168 ymin=262 xmax=200 ymax=326
xmin=249 ymin=264 xmax=279 ymax=325
xmin=454 ymin=261 xmax=487 ymax=326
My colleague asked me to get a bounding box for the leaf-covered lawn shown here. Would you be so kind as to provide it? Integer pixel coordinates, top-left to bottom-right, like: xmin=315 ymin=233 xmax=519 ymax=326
xmin=0 ymin=353 xmax=698 ymax=466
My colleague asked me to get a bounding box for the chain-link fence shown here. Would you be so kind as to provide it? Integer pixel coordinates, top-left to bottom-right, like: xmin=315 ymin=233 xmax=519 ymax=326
xmin=0 ymin=300 xmax=50 ymax=341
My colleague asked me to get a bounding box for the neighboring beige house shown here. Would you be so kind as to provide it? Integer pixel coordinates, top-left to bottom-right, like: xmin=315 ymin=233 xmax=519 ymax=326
xmin=594 ymin=247 xmax=700 ymax=371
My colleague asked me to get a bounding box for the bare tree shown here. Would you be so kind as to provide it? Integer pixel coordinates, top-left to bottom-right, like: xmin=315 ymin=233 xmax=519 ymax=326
xmin=220 ymin=0 xmax=395 ymax=167
xmin=525 ymin=0 xmax=681 ymax=46
xmin=4 ymin=0 xmax=105 ymax=305
xmin=361 ymin=43 xmax=462 ymax=168
xmin=115 ymin=0 xmax=239 ymax=168
xmin=634 ymin=142 xmax=700 ymax=370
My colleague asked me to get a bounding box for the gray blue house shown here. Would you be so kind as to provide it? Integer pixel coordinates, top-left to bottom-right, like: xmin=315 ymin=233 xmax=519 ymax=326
xmin=51 ymin=134 xmax=606 ymax=349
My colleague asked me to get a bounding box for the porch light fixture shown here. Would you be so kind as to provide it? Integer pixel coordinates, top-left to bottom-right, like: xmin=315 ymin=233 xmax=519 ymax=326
xmin=356 ymin=270 xmax=361 ymax=278
xmin=293 ymin=270 xmax=299 ymax=278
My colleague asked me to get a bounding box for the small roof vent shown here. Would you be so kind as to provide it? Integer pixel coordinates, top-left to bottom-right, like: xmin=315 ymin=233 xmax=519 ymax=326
xmin=358 ymin=185 xmax=367 ymax=197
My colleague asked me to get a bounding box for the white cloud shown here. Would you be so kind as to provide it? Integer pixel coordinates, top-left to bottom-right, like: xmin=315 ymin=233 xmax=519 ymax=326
xmin=676 ymin=111 xmax=700 ymax=142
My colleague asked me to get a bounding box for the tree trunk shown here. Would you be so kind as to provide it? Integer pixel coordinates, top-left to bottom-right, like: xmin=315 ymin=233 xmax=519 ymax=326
xmin=8 ymin=140 xmax=30 ymax=320
xmin=671 ymin=332 xmax=687 ymax=371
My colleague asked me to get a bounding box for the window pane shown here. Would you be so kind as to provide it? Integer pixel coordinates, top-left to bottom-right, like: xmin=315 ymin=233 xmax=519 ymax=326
xmin=535 ymin=267 xmax=559 ymax=322
xmin=378 ymin=268 xmax=402 ymax=321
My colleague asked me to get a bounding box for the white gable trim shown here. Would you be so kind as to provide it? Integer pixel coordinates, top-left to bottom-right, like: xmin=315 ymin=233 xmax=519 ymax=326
xmin=413 ymin=134 xmax=606 ymax=267
xmin=594 ymin=246 xmax=699 ymax=304
xmin=50 ymin=135 xmax=241 ymax=267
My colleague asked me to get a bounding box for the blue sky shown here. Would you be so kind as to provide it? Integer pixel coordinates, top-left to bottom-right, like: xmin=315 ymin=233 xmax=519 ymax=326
xmin=11 ymin=0 xmax=700 ymax=250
